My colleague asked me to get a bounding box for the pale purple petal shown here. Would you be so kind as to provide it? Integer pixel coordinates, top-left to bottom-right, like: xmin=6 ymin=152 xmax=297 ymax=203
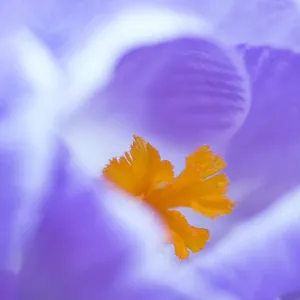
xmin=202 ymin=46 xmax=300 ymax=299
xmin=0 ymin=33 xmax=46 ymax=269
xmin=198 ymin=47 xmax=300 ymax=298
xmin=2 ymin=3 xmax=300 ymax=299
xmin=102 ymin=37 xmax=250 ymax=151
xmin=226 ymin=46 xmax=300 ymax=221
xmin=0 ymin=270 xmax=16 ymax=300
xmin=0 ymin=30 xmax=68 ymax=296
xmin=0 ymin=30 xmax=227 ymax=300
xmin=16 ymin=143 xmax=211 ymax=300
xmin=197 ymin=186 xmax=300 ymax=300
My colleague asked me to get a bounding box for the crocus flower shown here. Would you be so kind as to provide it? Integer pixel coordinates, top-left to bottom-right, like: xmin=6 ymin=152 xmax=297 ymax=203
xmin=59 ymin=4 xmax=300 ymax=300
xmin=3 ymin=2 xmax=300 ymax=300
xmin=0 ymin=26 xmax=243 ymax=300
xmin=98 ymin=36 xmax=250 ymax=152
xmin=103 ymin=135 xmax=234 ymax=259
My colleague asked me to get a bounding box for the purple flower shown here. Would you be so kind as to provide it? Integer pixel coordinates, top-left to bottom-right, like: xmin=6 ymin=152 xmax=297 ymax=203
xmin=0 ymin=74 xmax=239 ymax=300
xmin=102 ymin=37 xmax=250 ymax=151
xmin=1 ymin=1 xmax=300 ymax=300
xmin=0 ymin=29 xmax=241 ymax=300
xmin=65 ymin=4 xmax=300 ymax=300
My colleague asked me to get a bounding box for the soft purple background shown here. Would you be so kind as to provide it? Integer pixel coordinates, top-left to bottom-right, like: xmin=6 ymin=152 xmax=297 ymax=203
xmin=1 ymin=1 xmax=300 ymax=299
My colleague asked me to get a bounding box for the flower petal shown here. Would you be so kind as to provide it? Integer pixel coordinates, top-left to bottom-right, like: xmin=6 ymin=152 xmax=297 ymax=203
xmin=0 ymin=270 xmax=16 ymax=300
xmin=17 ymin=143 xmax=207 ymax=300
xmin=17 ymin=144 xmax=143 ymax=299
xmin=105 ymin=37 xmax=250 ymax=150
xmin=226 ymin=46 xmax=300 ymax=221
xmin=0 ymin=32 xmax=62 ymax=269
xmin=196 ymin=185 xmax=300 ymax=300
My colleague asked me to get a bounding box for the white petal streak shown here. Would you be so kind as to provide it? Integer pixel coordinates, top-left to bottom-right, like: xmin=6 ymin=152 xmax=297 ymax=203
xmin=198 ymin=185 xmax=300 ymax=300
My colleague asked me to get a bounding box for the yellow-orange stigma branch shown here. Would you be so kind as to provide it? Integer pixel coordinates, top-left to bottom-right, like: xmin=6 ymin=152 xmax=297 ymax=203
xmin=103 ymin=135 xmax=235 ymax=260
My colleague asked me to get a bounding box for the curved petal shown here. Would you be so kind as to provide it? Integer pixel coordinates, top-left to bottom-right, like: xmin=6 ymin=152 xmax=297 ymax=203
xmin=17 ymin=142 xmax=210 ymax=300
xmin=201 ymin=45 xmax=300 ymax=258
xmin=196 ymin=185 xmax=300 ymax=300
xmin=227 ymin=46 xmax=300 ymax=221
xmin=61 ymin=5 xmax=212 ymax=128
xmin=17 ymin=144 xmax=137 ymax=299
xmin=103 ymin=37 xmax=250 ymax=151
xmin=219 ymin=45 xmax=300 ymax=299
xmin=0 ymin=30 xmax=63 ymax=269
xmin=15 ymin=142 xmax=238 ymax=300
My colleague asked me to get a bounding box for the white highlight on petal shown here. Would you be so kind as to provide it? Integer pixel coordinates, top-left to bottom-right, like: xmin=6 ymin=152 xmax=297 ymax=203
xmin=64 ymin=5 xmax=212 ymax=113
xmin=0 ymin=29 xmax=66 ymax=271
xmin=199 ymin=184 xmax=300 ymax=299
